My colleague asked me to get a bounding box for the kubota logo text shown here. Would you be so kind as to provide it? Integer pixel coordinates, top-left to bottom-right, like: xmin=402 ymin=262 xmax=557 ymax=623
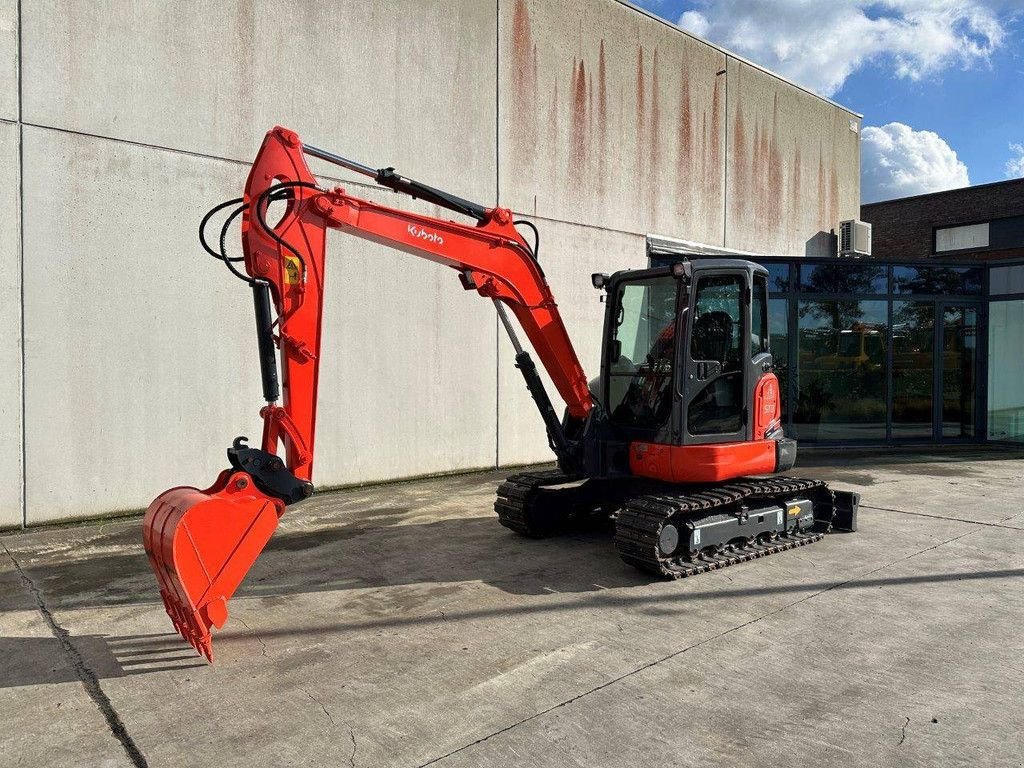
xmin=408 ymin=225 xmax=444 ymax=245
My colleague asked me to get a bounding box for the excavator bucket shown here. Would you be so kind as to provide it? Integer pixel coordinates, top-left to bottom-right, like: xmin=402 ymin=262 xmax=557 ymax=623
xmin=142 ymin=470 xmax=284 ymax=661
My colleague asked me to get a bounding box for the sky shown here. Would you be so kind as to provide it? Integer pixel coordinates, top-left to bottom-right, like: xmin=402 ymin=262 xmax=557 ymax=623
xmin=631 ymin=0 xmax=1024 ymax=203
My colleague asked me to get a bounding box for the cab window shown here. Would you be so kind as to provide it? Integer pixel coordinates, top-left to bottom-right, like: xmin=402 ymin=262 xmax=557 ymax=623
xmin=752 ymin=274 xmax=769 ymax=357
xmin=688 ymin=274 xmax=744 ymax=435
xmin=608 ymin=275 xmax=678 ymax=432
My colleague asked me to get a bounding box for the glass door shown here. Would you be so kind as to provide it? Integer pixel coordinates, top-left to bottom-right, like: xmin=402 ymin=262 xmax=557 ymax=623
xmin=892 ymin=301 xmax=935 ymax=440
xmin=937 ymin=304 xmax=978 ymax=440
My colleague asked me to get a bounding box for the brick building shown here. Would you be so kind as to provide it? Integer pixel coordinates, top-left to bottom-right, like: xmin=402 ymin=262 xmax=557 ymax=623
xmin=862 ymin=178 xmax=1024 ymax=263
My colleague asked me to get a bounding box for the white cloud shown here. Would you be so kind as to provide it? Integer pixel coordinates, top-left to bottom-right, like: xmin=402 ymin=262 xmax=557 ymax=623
xmin=679 ymin=10 xmax=710 ymax=37
xmin=677 ymin=1 xmax=1006 ymax=97
xmin=861 ymin=122 xmax=970 ymax=202
xmin=1007 ymin=143 xmax=1024 ymax=178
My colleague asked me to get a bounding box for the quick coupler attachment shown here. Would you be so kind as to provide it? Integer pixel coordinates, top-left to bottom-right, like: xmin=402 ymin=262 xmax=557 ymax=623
xmin=228 ymin=437 xmax=315 ymax=505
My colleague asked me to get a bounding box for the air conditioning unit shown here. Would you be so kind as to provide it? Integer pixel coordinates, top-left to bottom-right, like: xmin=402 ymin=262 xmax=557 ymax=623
xmin=838 ymin=219 xmax=872 ymax=257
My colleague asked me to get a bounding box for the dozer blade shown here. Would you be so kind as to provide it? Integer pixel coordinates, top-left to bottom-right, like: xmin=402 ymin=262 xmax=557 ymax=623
xmin=142 ymin=470 xmax=284 ymax=661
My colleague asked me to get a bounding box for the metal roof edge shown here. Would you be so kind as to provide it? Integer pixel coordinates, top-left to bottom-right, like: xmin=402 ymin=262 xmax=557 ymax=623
xmin=861 ymin=176 xmax=1024 ymax=207
xmin=647 ymin=233 xmax=764 ymax=257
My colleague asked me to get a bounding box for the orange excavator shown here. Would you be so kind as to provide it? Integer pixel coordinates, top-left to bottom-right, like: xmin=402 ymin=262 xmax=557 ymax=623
xmin=144 ymin=127 xmax=859 ymax=660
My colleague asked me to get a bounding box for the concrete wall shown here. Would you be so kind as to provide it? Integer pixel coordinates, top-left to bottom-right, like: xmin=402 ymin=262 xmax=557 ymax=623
xmin=0 ymin=0 xmax=15 ymax=122
xmin=2 ymin=0 xmax=860 ymax=525
xmin=724 ymin=58 xmax=861 ymax=256
xmin=0 ymin=121 xmax=20 ymax=529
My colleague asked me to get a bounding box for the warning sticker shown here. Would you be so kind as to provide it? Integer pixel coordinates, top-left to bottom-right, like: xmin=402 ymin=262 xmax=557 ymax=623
xmin=283 ymin=255 xmax=301 ymax=285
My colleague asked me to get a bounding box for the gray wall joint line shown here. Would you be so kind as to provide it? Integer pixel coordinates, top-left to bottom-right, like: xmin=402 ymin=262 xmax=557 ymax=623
xmin=495 ymin=0 xmax=501 ymax=469
xmin=17 ymin=0 xmax=26 ymax=528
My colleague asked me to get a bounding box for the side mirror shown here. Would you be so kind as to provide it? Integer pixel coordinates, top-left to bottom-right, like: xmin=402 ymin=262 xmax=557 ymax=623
xmin=671 ymin=262 xmax=692 ymax=282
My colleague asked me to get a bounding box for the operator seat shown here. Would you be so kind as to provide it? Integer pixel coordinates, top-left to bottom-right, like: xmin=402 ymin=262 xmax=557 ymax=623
xmin=691 ymin=310 xmax=733 ymax=363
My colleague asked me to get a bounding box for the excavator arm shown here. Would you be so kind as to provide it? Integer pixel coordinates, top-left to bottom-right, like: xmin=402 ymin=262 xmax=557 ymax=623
xmin=243 ymin=127 xmax=593 ymax=476
xmin=144 ymin=127 xmax=594 ymax=659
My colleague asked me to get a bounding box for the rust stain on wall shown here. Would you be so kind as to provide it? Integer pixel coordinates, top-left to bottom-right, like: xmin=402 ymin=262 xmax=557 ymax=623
xmin=648 ymin=48 xmax=662 ymax=215
xmin=597 ymin=39 xmax=607 ymax=197
xmin=790 ymin=144 xmax=802 ymax=237
xmin=676 ymin=57 xmax=693 ymax=216
xmin=731 ymin=108 xmax=747 ymax=223
xmin=766 ymin=95 xmax=783 ymax=232
xmin=751 ymin=120 xmax=767 ymax=223
xmin=636 ymin=45 xmax=647 ymax=193
xmin=829 ymin=165 xmax=840 ymax=232
xmin=510 ymin=0 xmax=537 ymax=167
xmin=817 ymin=142 xmax=827 ymax=227
xmin=701 ymin=112 xmax=709 ymax=198
xmin=571 ymin=58 xmax=588 ymax=174
xmin=548 ymin=79 xmax=560 ymax=182
xmin=709 ymin=75 xmax=723 ymax=205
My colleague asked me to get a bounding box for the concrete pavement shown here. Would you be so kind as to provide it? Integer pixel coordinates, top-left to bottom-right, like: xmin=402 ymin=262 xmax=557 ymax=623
xmin=1 ymin=449 xmax=1022 ymax=767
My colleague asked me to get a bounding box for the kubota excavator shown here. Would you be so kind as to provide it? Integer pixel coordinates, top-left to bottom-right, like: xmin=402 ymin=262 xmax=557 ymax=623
xmin=144 ymin=127 xmax=859 ymax=660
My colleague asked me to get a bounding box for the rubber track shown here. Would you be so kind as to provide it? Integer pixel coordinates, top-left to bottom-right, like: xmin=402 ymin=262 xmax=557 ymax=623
xmin=494 ymin=469 xmax=576 ymax=537
xmin=613 ymin=476 xmax=836 ymax=578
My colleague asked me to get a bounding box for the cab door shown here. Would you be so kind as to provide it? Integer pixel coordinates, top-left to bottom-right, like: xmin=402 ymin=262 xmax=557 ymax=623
xmin=680 ymin=269 xmax=751 ymax=444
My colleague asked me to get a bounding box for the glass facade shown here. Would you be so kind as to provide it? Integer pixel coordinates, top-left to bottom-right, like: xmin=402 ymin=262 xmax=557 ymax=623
xmin=941 ymin=306 xmax=977 ymax=439
xmin=892 ymin=266 xmax=983 ymax=295
xmin=768 ymin=298 xmax=789 ymax=422
xmin=648 ymin=254 xmax=1024 ymax=445
xmin=766 ymin=258 xmax=987 ymax=443
xmin=794 ymin=299 xmax=887 ymax=440
xmin=988 ymin=299 xmax=1024 ymax=442
xmin=891 ymin=301 xmax=934 ymax=438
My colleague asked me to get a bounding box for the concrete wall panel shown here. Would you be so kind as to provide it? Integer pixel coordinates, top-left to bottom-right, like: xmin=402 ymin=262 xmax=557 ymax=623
xmin=0 ymin=121 xmax=20 ymax=528
xmin=314 ymin=209 xmax=498 ymax=489
xmin=0 ymin=0 xmax=15 ymax=120
xmin=22 ymin=128 xmax=261 ymax=523
xmin=499 ymin=0 xmax=726 ymax=242
xmin=497 ymin=218 xmax=645 ymax=466
xmin=724 ymin=58 xmax=861 ymax=256
xmin=22 ymin=128 xmax=496 ymax=523
xmin=22 ymin=0 xmax=497 ymax=202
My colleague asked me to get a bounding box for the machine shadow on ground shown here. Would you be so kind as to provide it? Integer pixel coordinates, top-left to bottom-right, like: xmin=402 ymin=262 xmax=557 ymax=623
xmin=0 ymin=634 xmax=206 ymax=689
xmin=2 ymin=513 xmax=653 ymax=613
xmin=100 ymin=564 xmax=1024 ymax=668
xmin=4 ymin=562 xmax=1020 ymax=690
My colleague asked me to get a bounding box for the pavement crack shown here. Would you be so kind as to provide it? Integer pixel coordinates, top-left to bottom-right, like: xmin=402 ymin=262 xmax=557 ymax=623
xmin=237 ymin=618 xmax=269 ymax=657
xmin=862 ymin=504 xmax=1023 ymax=532
xmin=344 ymin=721 xmax=358 ymax=768
xmin=2 ymin=543 xmax=149 ymax=768
xmin=416 ymin=527 xmax=979 ymax=767
xmin=301 ymin=687 xmax=337 ymax=728
xmin=899 ymin=716 xmax=910 ymax=746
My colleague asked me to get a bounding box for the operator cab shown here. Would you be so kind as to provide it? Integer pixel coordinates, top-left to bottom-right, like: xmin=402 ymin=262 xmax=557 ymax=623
xmin=595 ymin=259 xmax=789 ymax=480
